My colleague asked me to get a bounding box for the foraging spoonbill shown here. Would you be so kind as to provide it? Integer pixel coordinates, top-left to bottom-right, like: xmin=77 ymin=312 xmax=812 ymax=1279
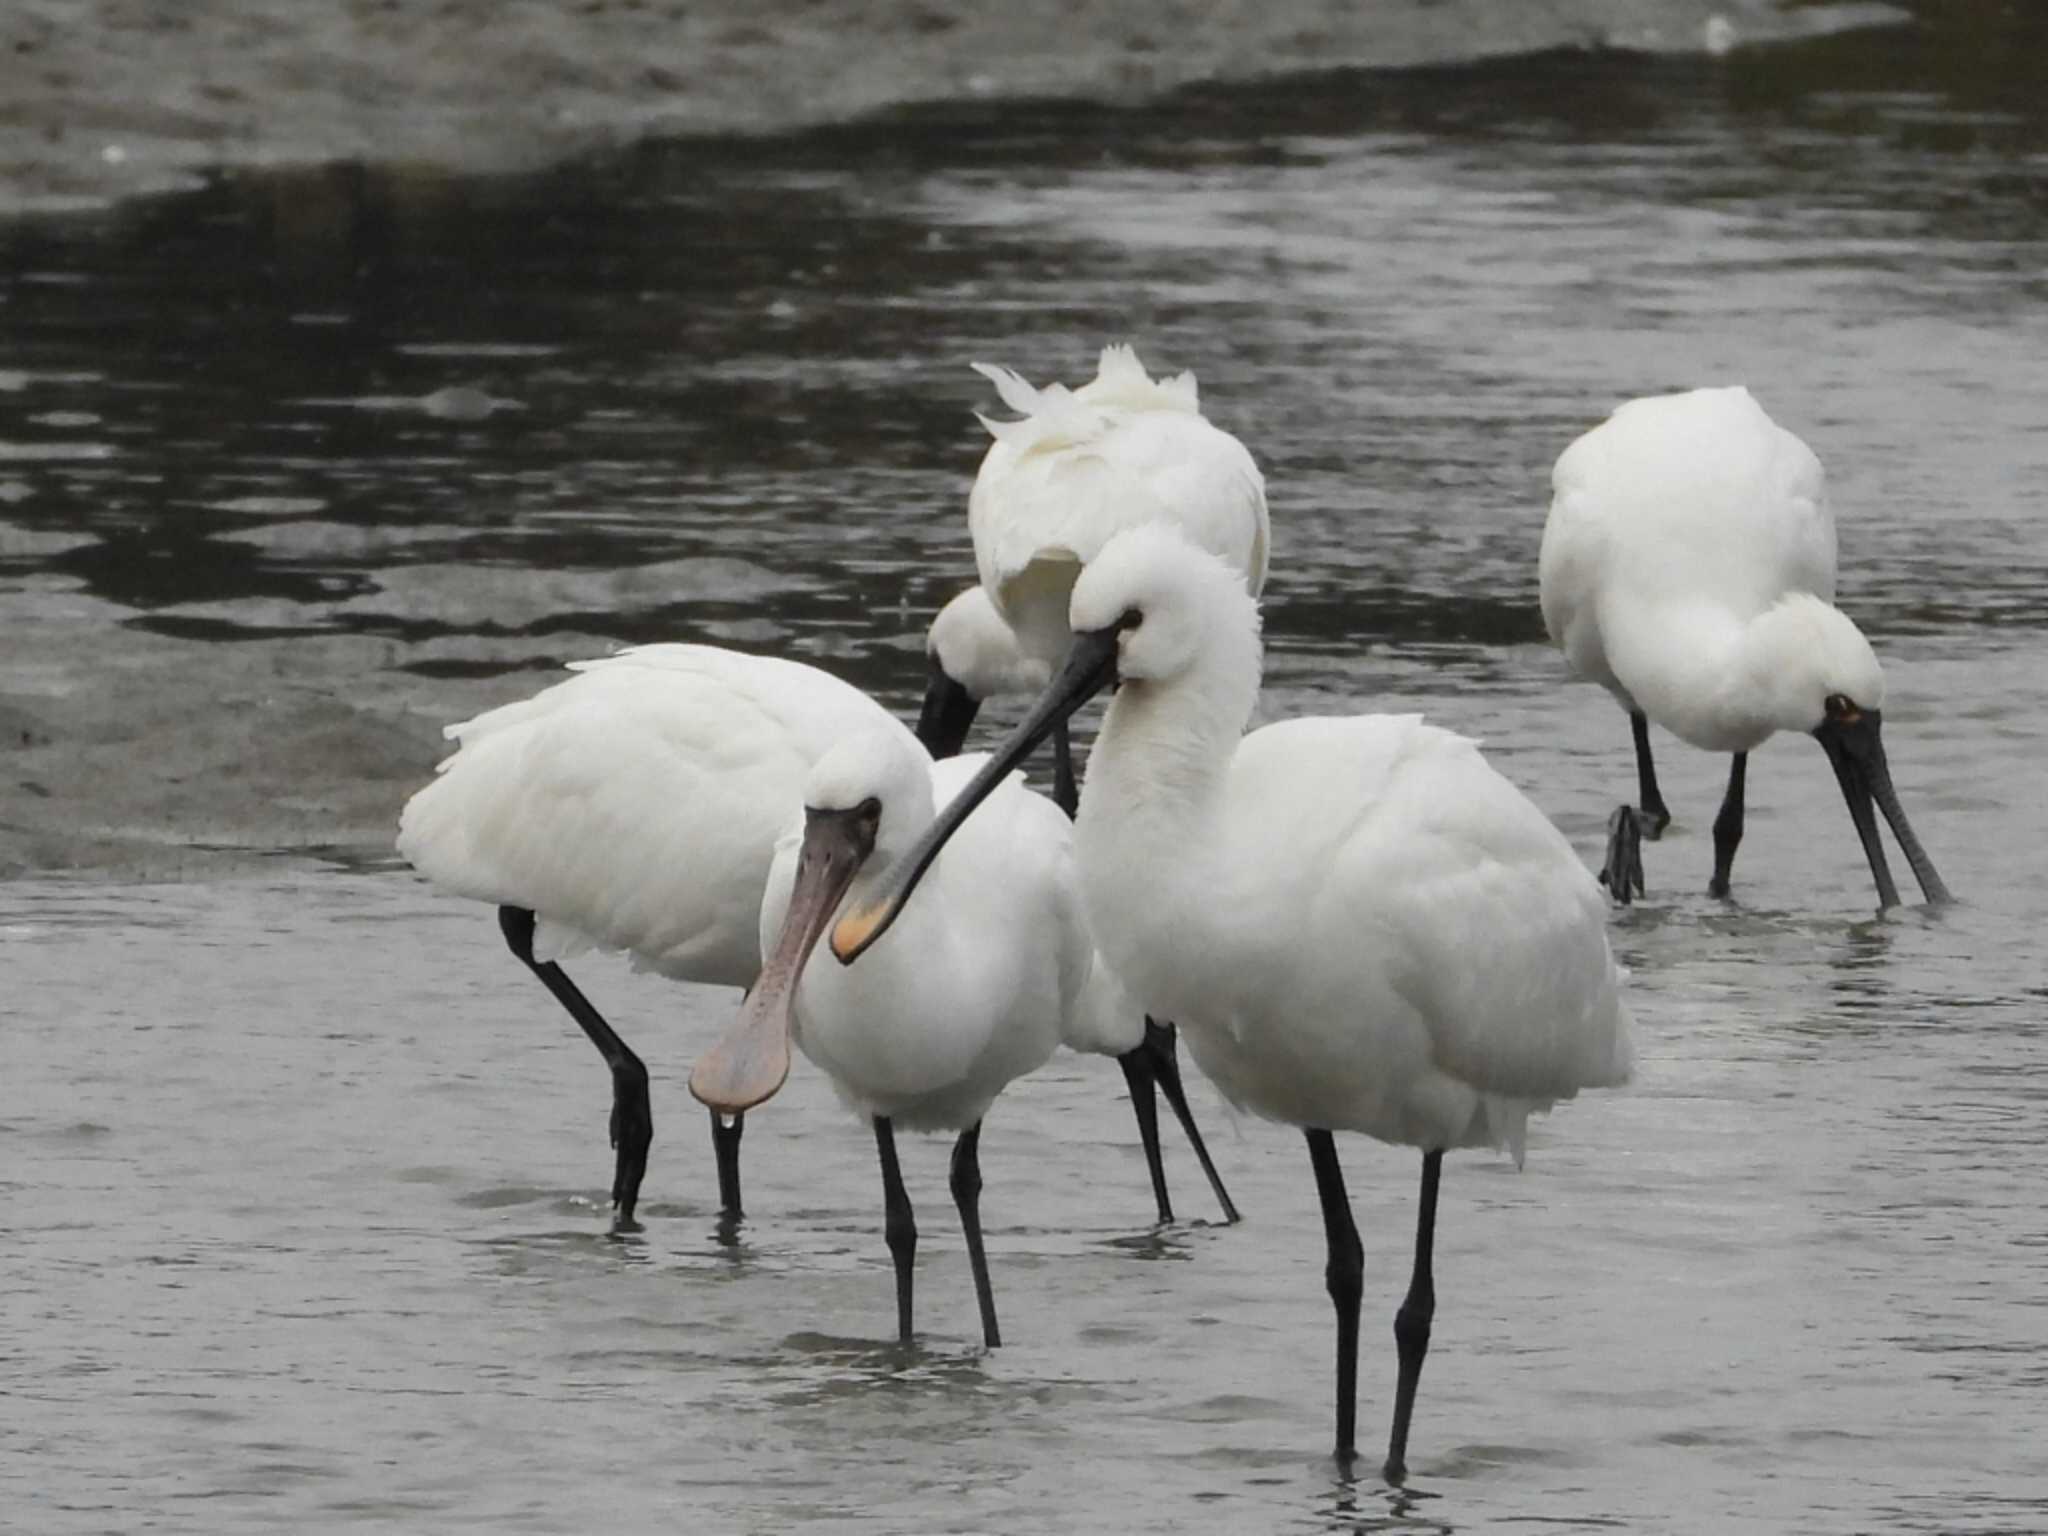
xmin=396 ymin=644 xmax=920 ymax=1227
xmin=397 ymin=631 xmax=1206 ymax=1233
xmin=920 ymin=583 xmax=1241 ymax=1226
xmin=1540 ymin=386 xmax=1950 ymax=908
xmin=692 ymin=728 xmax=1123 ymax=1347
xmin=835 ymin=525 xmax=1634 ymax=1478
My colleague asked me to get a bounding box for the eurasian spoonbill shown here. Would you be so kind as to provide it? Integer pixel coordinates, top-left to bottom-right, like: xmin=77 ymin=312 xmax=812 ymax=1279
xmin=691 ymin=727 xmax=1122 ymax=1348
xmin=1540 ymin=385 xmax=1950 ymax=908
xmin=836 ymin=526 xmax=1634 ymax=1477
xmin=397 ymin=633 xmax=1204 ymax=1234
xmin=395 ymin=644 xmax=919 ymax=1228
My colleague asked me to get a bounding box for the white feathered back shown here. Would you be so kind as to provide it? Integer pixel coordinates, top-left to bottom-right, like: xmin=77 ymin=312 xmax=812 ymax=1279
xmin=397 ymin=645 xmax=916 ymax=986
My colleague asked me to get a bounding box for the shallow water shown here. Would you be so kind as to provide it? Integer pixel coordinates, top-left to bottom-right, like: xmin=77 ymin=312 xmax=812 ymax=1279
xmin=6 ymin=13 xmax=2048 ymax=1534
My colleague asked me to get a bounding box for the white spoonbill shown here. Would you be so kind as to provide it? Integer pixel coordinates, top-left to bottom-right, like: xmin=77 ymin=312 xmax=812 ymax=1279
xmin=930 ymin=343 xmax=1268 ymax=1219
xmin=396 ymin=643 xmax=919 ymax=1228
xmin=397 ymin=633 xmax=1191 ymax=1233
xmin=919 ymin=583 xmax=1241 ymax=1226
xmin=691 ymin=728 xmax=1118 ymax=1348
xmin=1539 ymin=385 xmax=1951 ymax=908
xmin=953 ymin=342 xmax=1269 ymax=816
xmin=835 ymin=526 xmax=1634 ymax=1478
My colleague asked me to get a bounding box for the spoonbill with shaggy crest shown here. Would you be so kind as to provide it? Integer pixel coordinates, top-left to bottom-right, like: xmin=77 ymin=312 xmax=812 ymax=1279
xmin=834 ymin=525 xmax=1634 ymax=1478
xmin=691 ymin=727 xmax=1133 ymax=1348
xmin=1539 ymin=385 xmax=1950 ymax=908
xmin=948 ymin=344 xmax=1269 ymax=816
xmin=922 ymin=343 xmax=1266 ymax=1222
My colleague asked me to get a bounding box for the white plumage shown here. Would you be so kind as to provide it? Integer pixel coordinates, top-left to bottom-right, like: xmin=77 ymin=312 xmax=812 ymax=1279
xmin=398 ymin=644 xmax=917 ymax=987
xmin=397 ymin=639 xmax=1156 ymax=1227
xmin=924 ymin=586 xmax=1050 ymax=707
xmin=1089 ymin=709 xmax=1632 ymax=1160
xmin=759 ymin=740 xmax=1083 ymax=1129
xmin=1060 ymin=528 xmax=1633 ymax=1159
xmin=834 ymin=524 xmax=1632 ymax=1474
xmin=916 ymin=344 xmax=1261 ymax=1227
xmin=968 ymin=343 xmax=1269 ymax=667
xmin=1539 ymin=385 xmax=1949 ymax=906
xmin=691 ymin=728 xmax=1123 ymax=1346
xmin=1541 ymin=385 xmax=1859 ymax=754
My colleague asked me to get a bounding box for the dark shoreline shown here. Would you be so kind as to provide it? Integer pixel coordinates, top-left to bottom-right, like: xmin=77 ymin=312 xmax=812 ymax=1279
xmin=1 ymin=0 xmax=1904 ymax=215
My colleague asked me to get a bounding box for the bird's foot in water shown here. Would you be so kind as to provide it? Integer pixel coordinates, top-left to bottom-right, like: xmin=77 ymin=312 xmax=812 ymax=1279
xmin=1599 ymin=805 xmax=1646 ymax=903
xmin=607 ymin=1058 xmax=654 ymax=1229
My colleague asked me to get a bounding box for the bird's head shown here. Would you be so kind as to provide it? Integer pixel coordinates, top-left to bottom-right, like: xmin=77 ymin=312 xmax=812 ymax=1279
xmin=1067 ymin=522 xmax=1262 ymax=687
xmin=1734 ymin=597 xmax=1950 ymax=910
xmin=829 ymin=526 xmax=1263 ymax=967
xmin=1741 ymin=594 xmax=1885 ymax=737
xmin=918 ymin=586 xmax=1047 ymax=759
xmin=690 ymin=729 xmax=930 ymax=1115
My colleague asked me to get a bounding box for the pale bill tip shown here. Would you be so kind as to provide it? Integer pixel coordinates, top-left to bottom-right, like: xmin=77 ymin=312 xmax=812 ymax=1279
xmin=828 ymin=902 xmax=885 ymax=964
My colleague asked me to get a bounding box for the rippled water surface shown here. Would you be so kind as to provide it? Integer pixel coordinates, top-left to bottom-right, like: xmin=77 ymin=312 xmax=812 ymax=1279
xmin=6 ymin=15 xmax=2048 ymax=1534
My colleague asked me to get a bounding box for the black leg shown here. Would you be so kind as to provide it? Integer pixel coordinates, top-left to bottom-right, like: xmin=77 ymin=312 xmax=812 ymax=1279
xmin=1631 ymin=709 xmax=1672 ymax=837
xmin=1052 ymin=717 xmax=1080 ymax=820
xmin=1708 ymin=752 xmax=1747 ymax=899
xmin=1142 ymin=1019 xmax=1241 ymax=1224
xmin=1385 ymin=1150 xmax=1443 ymax=1485
xmin=1599 ymin=805 xmax=1645 ymax=904
xmin=950 ymin=1121 xmax=1001 ymax=1349
xmin=1052 ymin=715 xmax=1235 ymax=1230
xmin=498 ymin=905 xmax=653 ymax=1227
xmin=709 ymin=1109 xmax=744 ymax=1219
xmin=1602 ymin=711 xmax=1672 ymax=904
xmin=1117 ymin=1044 xmax=1175 ymax=1225
xmin=1305 ymin=1129 xmax=1363 ymax=1466
xmin=874 ymin=1116 xmax=916 ymax=1344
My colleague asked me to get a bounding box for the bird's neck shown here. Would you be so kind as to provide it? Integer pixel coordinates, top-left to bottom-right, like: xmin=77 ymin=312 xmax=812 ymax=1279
xmin=1076 ymin=646 xmax=1253 ymax=898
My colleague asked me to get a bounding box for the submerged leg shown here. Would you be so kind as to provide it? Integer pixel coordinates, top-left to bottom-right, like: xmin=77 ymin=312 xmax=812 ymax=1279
xmin=1305 ymin=1129 xmax=1364 ymax=1466
xmin=1631 ymin=709 xmax=1672 ymax=836
xmin=498 ymin=904 xmax=653 ymax=1226
xmin=1141 ymin=1019 xmax=1241 ymax=1224
xmin=950 ymin=1121 xmax=1001 ymax=1349
xmin=1602 ymin=712 xmax=1673 ymax=903
xmin=874 ymin=1116 xmax=916 ymax=1344
xmin=1599 ymin=805 xmax=1645 ymax=904
xmin=709 ymin=1109 xmax=745 ymax=1219
xmin=1116 ymin=1044 xmax=1175 ymax=1225
xmin=1708 ymin=752 xmax=1748 ymax=899
xmin=1052 ymin=717 xmax=1080 ymax=820
xmin=1385 ymin=1150 xmax=1443 ymax=1485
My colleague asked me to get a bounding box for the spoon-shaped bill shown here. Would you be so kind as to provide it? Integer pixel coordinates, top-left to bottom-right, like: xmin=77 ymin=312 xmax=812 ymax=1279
xmin=691 ymin=806 xmax=876 ymax=1113
xmin=832 ymin=626 xmax=1121 ymax=965
xmin=1856 ymin=726 xmax=1952 ymax=906
xmin=1814 ymin=707 xmax=1951 ymax=909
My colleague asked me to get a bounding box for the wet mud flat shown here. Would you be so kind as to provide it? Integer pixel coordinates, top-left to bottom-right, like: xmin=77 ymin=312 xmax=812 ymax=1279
xmin=3 ymin=0 xmax=1903 ymax=211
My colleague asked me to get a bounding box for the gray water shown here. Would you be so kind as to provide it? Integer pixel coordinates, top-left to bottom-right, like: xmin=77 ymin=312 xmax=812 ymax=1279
xmin=6 ymin=17 xmax=2048 ymax=1535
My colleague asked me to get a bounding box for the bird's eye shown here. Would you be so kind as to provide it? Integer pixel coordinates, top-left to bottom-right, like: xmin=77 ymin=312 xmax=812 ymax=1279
xmin=858 ymin=797 xmax=882 ymax=823
xmin=1118 ymin=607 xmax=1143 ymax=632
xmin=1824 ymin=693 xmax=1858 ymax=721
